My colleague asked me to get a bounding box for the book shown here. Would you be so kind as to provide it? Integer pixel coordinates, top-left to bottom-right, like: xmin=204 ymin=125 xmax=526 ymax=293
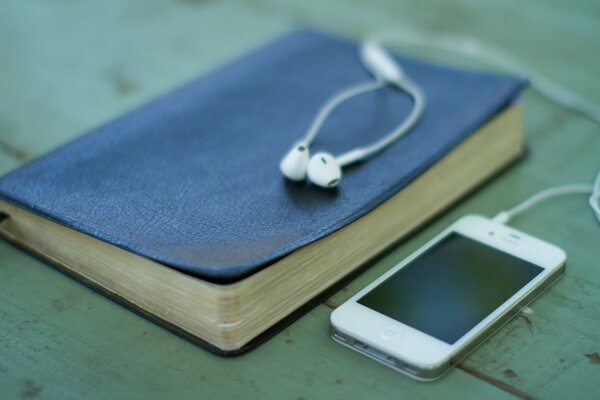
xmin=0 ymin=29 xmax=526 ymax=354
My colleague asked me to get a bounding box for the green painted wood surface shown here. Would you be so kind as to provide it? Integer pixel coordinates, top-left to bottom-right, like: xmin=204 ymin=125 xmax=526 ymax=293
xmin=1 ymin=1 xmax=599 ymax=399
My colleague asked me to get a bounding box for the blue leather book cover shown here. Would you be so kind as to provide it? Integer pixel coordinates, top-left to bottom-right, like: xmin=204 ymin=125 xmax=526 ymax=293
xmin=0 ymin=29 xmax=526 ymax=283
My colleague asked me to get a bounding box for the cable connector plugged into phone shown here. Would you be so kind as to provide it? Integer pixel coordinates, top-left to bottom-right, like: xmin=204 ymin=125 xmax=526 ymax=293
xmin=492 ymin=170 xmax=600 ymax=226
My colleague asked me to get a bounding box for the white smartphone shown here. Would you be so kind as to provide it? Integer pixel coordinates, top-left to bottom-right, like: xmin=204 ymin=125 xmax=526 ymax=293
xmin=330 ymin=215 xmax=565 ymax=381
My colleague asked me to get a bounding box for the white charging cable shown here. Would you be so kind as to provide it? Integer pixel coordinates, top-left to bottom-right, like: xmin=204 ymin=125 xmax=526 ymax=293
xmin=302 ymin=80 xmax=386 ymax=146
xmin=493 ymin=171 xmax=600 ymax=225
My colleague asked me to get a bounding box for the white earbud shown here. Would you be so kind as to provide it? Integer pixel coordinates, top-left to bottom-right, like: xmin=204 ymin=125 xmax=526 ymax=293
xmin=280 ymin=142 xmax=310 ymax=181
xmin=279 ymin=38 xmax=426 ymax=189
xmin=306 ymin=153 xmax=342 ymax=188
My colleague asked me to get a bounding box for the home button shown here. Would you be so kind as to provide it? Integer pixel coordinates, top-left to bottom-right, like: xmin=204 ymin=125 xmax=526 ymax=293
xmin=380 ymin=326 xmax=400 ymax=339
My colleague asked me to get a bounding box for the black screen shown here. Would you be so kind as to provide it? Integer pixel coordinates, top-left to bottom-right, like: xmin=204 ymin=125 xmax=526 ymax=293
xmin=358 ymin=234 xmax=543 ymax=344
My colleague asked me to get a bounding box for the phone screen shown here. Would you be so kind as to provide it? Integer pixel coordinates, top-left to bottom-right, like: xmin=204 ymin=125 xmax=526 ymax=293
xmin=358 ymin=233 xmax=543 ymax=344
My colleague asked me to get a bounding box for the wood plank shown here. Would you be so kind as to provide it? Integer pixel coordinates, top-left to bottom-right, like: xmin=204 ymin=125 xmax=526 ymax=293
xmin=0 ymin=0 xmax=290 ymax=157
xmin=0 ymin=152 xmax=21 ymax=177
xmin=1 ymin=0 xmax=599 ymax=398
xmin=253 ymin=0 xmax=600 ymax=104
xmin=0 ymin=242 xmax=516 ymax=400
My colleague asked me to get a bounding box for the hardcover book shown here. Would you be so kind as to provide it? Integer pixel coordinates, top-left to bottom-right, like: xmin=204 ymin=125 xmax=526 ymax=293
xmin=0 ymin=29 xmax=526 ymax=354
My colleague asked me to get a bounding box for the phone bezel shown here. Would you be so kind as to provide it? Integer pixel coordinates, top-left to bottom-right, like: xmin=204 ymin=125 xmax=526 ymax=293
xmin=330 ymin=215 xmax=566 ymax=380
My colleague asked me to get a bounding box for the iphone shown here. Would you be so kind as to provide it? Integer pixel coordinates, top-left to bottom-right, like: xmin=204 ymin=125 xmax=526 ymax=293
xmin=330 ymin=215 xmax=566 ymax=381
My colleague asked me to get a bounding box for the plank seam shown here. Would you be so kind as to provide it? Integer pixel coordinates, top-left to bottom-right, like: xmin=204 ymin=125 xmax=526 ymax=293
xmin=0 ymin=138 xmax=29 ymax=162
xmin=457 ymin=363 xmax=537 ymax=400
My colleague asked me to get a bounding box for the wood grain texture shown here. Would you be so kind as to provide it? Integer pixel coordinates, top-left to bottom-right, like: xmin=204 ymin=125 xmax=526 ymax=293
xmin=1 ymin=0 xmax=599 ymax=399
xmin=0 ymin=242 xmax=515 ymax=400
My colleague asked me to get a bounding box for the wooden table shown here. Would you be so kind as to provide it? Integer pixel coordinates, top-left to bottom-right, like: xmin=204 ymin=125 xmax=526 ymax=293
xmin=1 ymin=1 xmax=599 ymax=399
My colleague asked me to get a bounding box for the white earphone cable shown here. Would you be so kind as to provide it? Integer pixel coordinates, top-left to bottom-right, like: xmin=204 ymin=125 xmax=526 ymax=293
xmin=300 ymin=41 xmax=426 ymax=168
xmin=366 ymin=30 xmax=600 ymax=226
xmin=283 ymin=30 xmax=600 ymax=196
xmin=370 ymin=29 xmax=600 ymax=125
xmin=302 ymin=79 xmax=386 ymax=145
xmin=345 ymin=78 xmax=425 ymax=164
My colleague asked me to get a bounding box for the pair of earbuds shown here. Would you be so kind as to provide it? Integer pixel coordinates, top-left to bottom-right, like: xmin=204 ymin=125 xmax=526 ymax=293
xmin=279 ymin=40 xmax=426 ymax=188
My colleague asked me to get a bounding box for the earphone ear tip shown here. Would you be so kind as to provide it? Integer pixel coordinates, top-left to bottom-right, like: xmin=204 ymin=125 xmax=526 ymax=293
xmin=280 ymin=144 xmax=310 ymax=181
xmin=307 ymin=152 xmax=342 ymax=188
